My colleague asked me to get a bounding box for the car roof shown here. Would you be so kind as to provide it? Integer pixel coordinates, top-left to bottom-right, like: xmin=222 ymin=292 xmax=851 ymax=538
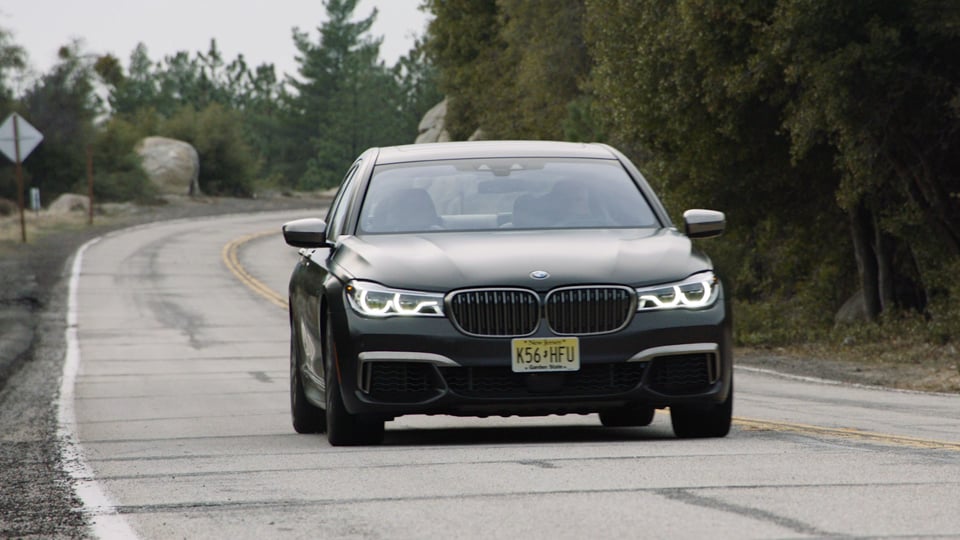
xmin=374 ymin=140 xmax=617 ymax=165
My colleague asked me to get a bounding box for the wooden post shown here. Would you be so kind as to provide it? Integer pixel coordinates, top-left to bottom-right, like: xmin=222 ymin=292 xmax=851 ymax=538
xmin=13 ymin=114 xmax=25 ymax=243
xmin=86 ymin=144 xmax=94 ymax=225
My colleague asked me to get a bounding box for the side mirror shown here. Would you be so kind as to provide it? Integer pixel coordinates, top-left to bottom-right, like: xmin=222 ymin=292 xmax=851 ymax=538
xmin=683 ymin=209 xmax=725 ymax=239
xmin=282 ymin=218 xmax=329 ymax=248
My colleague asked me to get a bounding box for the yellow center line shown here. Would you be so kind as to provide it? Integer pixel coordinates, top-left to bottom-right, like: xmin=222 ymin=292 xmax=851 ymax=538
xmin=221 ymin=230 xmax=288 ymax=310
xmin=222 ymin=231 xmax=960 ymax=452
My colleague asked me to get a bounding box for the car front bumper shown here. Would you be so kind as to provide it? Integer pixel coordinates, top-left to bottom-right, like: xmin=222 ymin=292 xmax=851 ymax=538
xmin=330 ymin=298 xmax=732 ymax=419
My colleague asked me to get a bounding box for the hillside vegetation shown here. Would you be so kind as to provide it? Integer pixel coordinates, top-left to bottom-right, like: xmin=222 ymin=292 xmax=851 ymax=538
xmin=425 ymin=0 xmax=960 ymax=352
xmin=1 ymin=0 xmax=957 ymax=356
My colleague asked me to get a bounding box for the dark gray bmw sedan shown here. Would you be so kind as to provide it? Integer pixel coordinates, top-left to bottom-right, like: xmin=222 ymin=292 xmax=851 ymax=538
xmin=283 ymin=141 xmax=732 ymax=445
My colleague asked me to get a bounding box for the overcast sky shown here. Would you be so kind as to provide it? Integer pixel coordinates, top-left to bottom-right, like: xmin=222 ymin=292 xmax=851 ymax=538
xmin=1 ymin=1 xmax=431 ymax=80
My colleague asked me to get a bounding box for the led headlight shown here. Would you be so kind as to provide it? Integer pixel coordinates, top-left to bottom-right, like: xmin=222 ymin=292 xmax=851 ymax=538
xmin=345 ymin=281 xmax=445 ymax=317
xmin=636 ymin=272 xmax=719 ymax=311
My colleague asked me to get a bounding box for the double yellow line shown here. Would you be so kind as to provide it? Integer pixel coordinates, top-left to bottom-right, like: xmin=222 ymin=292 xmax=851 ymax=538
xmin=221 ymin=230 xmax=288 ymax=310
xmin=223 ymin=231 xmax=960 ymax=452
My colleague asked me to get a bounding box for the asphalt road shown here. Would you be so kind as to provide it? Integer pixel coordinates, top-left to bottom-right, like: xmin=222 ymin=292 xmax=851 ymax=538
xmin=65 ymin=210 xmax=960 ymax=539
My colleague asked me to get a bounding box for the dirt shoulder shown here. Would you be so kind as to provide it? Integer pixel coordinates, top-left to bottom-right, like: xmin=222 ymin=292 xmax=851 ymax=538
xmin=737 ymin=346 xmax=960 ymax=394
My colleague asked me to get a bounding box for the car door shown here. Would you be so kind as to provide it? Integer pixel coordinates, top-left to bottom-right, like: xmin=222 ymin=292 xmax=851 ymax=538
xmin=298 ymin=160 xmax=364 ymax=381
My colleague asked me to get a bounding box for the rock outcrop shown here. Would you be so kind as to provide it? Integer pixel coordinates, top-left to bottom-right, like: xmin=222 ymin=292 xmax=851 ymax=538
xmin=415 ymin=100 xmax=451 ymax=144
xmin=47 ymin=193 xmax=90 ymax=215
xmin=835 ymin=290 xmax=868 ymax=324
xmin=136 ymin=136 xmax=201 ymax=196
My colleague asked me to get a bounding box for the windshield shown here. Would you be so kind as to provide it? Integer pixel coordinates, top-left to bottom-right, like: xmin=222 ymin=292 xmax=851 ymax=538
xmin=358 ymin=157 xmax=660 ymax=234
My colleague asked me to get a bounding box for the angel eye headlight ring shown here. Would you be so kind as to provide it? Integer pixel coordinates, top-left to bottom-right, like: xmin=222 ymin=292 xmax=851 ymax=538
xmin=636 ymin=272 xmax=719 ymax=311
xmin=346 ymin=281 xmax=445 ymax=317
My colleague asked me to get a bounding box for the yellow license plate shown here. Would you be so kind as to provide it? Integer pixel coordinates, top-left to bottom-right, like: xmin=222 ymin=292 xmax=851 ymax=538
xmin=511 ymin=337 xmax=580 ymax=373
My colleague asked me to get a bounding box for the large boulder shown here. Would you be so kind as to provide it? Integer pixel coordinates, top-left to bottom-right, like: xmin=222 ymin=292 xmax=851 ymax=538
xmin=136 ymin=136 xmax=201 ymax=196
xmin=835 ymin=290 xmax=868 ymax=324
xmin=415 ymin=99 xmax=451 ymax=144
xmin=48 ymin=193 xmax=90 ymax=215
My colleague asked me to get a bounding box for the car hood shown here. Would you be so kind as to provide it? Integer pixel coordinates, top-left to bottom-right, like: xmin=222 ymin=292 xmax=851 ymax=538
xmin=326 ymin=228 xmax=713 ymax=292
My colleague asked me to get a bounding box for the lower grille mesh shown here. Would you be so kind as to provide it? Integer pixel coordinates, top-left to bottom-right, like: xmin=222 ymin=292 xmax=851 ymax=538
xmin=362 ymin=354 xmax=719 ymax=402
xmin=366 ymin=362 xmax=440 ymax=403
xmin=648 ymin=354 xmax=716 ymax=395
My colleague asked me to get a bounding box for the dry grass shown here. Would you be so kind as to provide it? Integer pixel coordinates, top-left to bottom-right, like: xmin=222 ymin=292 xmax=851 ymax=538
xmin=1 ymin=210 xmax=85 ymax=242
xmin=735 ymin=296 xmax=960 ymax=394
xmin=0 ymin=208 xmax=128 ymax=246
xmin=739 ymin=340 xmax=960 ymax=394
xmin=811 ymin=339 xmax=960 ymax=392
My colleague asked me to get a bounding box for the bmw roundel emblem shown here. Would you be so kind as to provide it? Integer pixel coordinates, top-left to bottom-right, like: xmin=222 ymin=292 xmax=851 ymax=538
xmin=530 ymin=270 xmax=550 ymax=280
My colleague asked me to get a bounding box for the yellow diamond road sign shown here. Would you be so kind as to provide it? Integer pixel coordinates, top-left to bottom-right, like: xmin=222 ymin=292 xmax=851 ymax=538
xmin=0 ymin=113 xmax=44 ymax=163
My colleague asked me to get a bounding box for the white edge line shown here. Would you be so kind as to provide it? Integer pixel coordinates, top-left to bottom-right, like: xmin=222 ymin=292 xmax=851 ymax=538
xmin=58 ymin=236 xmax=140 ymax=540
xmin=735 ymin=365 xmax=960 ymax=398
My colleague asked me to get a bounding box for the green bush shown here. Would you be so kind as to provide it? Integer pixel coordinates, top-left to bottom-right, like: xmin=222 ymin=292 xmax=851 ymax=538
xmin=90 ymin=113 xmax=156 ymax=203
xmin=734 ymin=298 xmax=831 ymax=347
xmin=84 ymin=156 xmax=156 ymax=204
xmin=736 ymin=289 xmax=960 ymax=350
xmin=160 ymin=104 xmax=258 ymax=197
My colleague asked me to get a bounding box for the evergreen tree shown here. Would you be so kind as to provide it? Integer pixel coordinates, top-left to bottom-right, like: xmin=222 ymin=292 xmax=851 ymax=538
xmin=0 ymin=25 xmax=25 ymax=108
xmin=18 ymin=41 xmax=100 ymax=201
xmin=96 ymin=44 xmax=161 ymax=116
xmin=582 ymin=0 xmax=960 ymax=325
xmin=757 ymin=0 xmax=960 ymax=316
xmin=0 ymin=25 xmax=27 ymax=202
xmin=393 ymin=38 xmax=443 ymax=141
xmin=423 ymin=0 xmax=500 ymax=140
xmin=285 ymin=0 xmax=409 ymax=189
xmin=424 ymin=1 xmax=590 ymax=141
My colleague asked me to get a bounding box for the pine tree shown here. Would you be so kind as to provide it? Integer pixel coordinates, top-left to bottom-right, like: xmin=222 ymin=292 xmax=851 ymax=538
xmin=285 ymin=0 xmax=407 ymax=189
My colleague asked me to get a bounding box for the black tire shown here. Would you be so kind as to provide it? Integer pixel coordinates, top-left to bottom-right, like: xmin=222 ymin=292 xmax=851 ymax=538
xmin=290 ymin=326 xmax=326 ymax=434
xmin=324 ymin=316 xmax=384 ymax=446
xmin=599 ymin=404 xmax=656 ymax=427
xmin=670 ymin=381 xmax=733 ymax=439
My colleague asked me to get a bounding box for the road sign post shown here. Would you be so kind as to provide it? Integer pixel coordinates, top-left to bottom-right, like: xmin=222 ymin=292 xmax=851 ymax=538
xmin=13 ymin=115 xmax=25 ymax=242
xmin=86 ymin=144 xmax=94 ymax=225
xmin=0 ymin=113 xmax=44 ymax=243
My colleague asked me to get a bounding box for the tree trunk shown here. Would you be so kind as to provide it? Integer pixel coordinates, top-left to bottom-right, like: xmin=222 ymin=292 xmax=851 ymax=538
xmin=873 ymin=215 xmax=895 ymax=313
xmin=849 ymin=205 xmax=881 ymax=321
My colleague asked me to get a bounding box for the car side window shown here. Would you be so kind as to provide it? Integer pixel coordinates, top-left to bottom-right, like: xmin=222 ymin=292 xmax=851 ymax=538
xmin=325 ymin=163 xmax=361 ymax=241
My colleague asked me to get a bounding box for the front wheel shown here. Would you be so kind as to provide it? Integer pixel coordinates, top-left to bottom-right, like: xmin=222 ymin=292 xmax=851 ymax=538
xmin=324 ymin=315 xmax=384 ymax=446
xmin=670 ymin=381 xmax=733 ymax=439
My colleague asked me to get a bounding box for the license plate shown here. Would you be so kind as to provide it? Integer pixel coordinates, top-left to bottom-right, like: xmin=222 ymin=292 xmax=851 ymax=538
xmin=511 ymin=337 xmax=580 ymax=373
